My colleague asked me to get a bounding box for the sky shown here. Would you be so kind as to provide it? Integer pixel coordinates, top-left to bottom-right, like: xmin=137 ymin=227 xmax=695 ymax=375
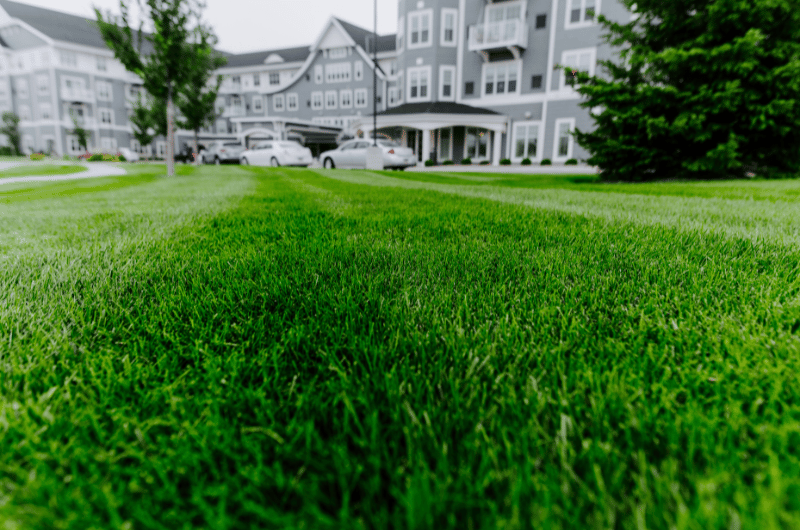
xmin=16 ymin=0 xmax=400 ymax=54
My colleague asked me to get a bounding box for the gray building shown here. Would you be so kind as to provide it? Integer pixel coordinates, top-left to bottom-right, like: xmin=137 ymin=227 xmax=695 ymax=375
xmin=0 ymin=0 xmax=635 ymax=165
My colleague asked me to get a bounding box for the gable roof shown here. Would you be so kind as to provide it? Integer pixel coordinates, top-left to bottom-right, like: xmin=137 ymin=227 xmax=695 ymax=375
xmin=335 ymin=17 xmax=396 ymax=53
xmin=378 ymin=102 xmax=503 ymax=116
xmin=222 ymin=45 xmax=310 ymax=68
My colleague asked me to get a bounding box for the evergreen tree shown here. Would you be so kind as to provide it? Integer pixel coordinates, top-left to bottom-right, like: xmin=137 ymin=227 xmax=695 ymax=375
xmin=70 ymin=115 xmax=90 ymax=153
xmin=561 ymin=0 xmax=800 ymax=180
xmin=0 ymin=112 xmax=21 ymax=156
xmin=129 ymin=92 xmax=156 ymax=160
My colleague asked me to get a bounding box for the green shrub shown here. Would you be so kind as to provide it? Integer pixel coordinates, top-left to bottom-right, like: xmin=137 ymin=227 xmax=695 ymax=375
xmin=500 ymin=158 xmax=511 ymax=165
xmin=521 ymin=158 xmax=532 ymax=166
xmin=424 ymin=159 xmax=435 ymax=167
xmin=0 ymin=146 xmax=14 ymax=156
xmin=88 ymin=153 xmax=104 ymax=162
xmin=565 ymin=158 xmax=578 ymax=165
xmin=29 ymin=152 xmax=46 ymax=161
xmin=118 ymin=155 xmax=126 ymax=162
xmin=540 ymin=158 xmax=552 ymax=165
xmin=480 ymin=160 xmax=490 ymax=165
xmin=442 ymin=160 xmax=454 ymax=166
xmin=461 ymin=158 xmax=472 ymax=165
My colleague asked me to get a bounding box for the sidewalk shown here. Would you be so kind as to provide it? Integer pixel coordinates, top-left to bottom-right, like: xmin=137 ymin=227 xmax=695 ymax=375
xmin=0 ymin=162 xmax=127 ymax=185
xmin=405 ymin=164 xmax=601 ymax=174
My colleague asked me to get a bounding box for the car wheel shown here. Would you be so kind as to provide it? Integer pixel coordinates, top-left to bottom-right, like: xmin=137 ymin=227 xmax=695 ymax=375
xmin=323 ymin=158 xmax=335 ymax=169
xmin=241 ymin=157 xmax=248 ymax=165
xmin=215 ymin=157 xmax=221 ymax=165
xmin=270 ymin=157 xmax=280 ymax=167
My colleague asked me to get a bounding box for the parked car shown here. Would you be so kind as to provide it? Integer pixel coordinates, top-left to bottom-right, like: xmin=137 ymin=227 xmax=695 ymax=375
xmin=202 ymin=141 xmax=245 ymax=164
xmin=240 ymin=140 xmax=313 ymax=167
xmin=320 ymin=139 xmax=416 ymax=170
xmin=118 ymin=147 xmax=139 ymax=163
xmin=174 ymin=144 xmax=203 ymax=164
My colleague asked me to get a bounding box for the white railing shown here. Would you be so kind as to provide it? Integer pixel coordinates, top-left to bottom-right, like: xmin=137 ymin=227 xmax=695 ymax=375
xmin=223 ymin=106 xmax=245 ymax=117
xmin=61 ymin=88 xmax=95 ymax=103
xmin=468 ymin=19 xmax=529 ymax=51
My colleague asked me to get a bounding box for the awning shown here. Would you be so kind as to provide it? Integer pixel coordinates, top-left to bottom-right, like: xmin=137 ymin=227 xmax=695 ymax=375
xmin=353 ymin=101 xmax=508 ymax=133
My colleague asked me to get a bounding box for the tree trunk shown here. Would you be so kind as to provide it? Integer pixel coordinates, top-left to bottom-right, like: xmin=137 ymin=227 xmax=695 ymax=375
xmin=193 ymin=129 xmax=199 ymax=166
xmin=166 ymin=82 xmax=175 ymax=177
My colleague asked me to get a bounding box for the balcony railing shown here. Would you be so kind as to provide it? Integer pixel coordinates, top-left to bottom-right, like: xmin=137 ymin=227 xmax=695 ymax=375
xmin=61 ymin=88 xmax=95 ymax=103
xmin=468 ymin=19 xmax=529 ymax=53
xmin=65 ymin=117 xmax=96 ymax=129
xmin=223 ymin=106 xmax=245 ymax=117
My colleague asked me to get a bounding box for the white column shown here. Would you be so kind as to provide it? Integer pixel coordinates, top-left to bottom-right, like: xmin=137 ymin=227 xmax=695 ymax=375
xmin=492 ymin=130 xmax=502 ymax=166
xmin=421 ymin=128 xmax=431 ymax=164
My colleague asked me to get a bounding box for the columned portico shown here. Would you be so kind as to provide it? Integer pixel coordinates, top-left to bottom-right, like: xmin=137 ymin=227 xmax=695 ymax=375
xmin=354 ymin=102 xmax=508 ymax=166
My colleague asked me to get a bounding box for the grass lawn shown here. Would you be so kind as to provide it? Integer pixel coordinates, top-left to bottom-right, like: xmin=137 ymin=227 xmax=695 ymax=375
xmin=0 ymin=164 xmax=87 ymax=177
xmin=1 ymin=165 xmax=799 ymax=529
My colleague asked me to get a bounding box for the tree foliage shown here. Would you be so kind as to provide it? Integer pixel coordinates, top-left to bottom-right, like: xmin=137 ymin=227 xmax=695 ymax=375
xmin=0 ymin=112 xmax=21 ymax=156
xmin=129 ymin=92 xmax=156 ymax=156
xmin=561 ymin=0 xmax=800 ymax=180
xmin=70 ymin=115 xmax=90 ymax=152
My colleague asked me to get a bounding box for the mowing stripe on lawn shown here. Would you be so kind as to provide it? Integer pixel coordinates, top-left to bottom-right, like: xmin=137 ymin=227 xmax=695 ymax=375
xmin=1 ymin=166 xmax=798 ymax=529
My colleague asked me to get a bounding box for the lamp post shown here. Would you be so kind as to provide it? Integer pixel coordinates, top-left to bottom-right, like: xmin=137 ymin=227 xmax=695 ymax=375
xmin=365 ymin=0 xmax=383 ymax=169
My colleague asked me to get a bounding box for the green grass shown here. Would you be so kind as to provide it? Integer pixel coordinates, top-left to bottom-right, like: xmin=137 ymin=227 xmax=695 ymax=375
xmin=0 ymin=164 xmax=87 ymax=177
xmin=1 ymin=165 xmax=799 ymax=529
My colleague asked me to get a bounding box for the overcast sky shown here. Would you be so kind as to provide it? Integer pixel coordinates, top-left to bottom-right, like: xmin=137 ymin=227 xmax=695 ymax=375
xmin=18 ymin=0 xmax=400 ymax=54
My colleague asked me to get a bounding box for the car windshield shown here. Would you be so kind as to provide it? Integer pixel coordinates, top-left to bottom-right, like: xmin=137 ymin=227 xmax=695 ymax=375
xmin=379 ymin=140 xmax=400 ymax=148
xmin=278 ymin=142 xmax=302 ymax=148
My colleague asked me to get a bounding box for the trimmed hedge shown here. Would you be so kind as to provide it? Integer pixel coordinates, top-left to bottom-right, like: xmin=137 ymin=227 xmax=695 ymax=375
xmin=521 ymin=158 xmax=532 ymax=166
xmin=424 ymin=159 xmax=436 ymax=167
xmin=29 ymin=153 xmax=46 ymax=161
xmin=480 ymin=160 xmax=490 ymax=165
xmin=442 ymin=160 xmax=454 ymax=165
xmin=500 ymin=159 xmax=511 ymax=165
xmin=565 ymin=158 xmax=578 ymax=165
xmin=461 ymin=158 xmax=472 ymax=165
xmin=540 ymin=158 xmax=552 ymax=165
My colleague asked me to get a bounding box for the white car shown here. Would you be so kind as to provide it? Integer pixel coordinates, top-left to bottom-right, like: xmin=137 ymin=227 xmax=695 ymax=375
xmin=118 ymin=147 xmax=139 ymax=162
xmin=240 ymin=140 xmax=313 ymax=167
xmin=320 ymin=139 xmax=416 ymax=170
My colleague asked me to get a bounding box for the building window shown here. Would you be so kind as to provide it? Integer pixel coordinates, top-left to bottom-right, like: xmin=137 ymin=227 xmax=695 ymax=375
xmin=339 ymin=89 xmax=352 ymax=108
xmin=314 ymin=65 xmax=323 ymax=84
xmin=99 ymin=108 xmax=113 ymax=125
xmin=465 ymin=127 xmax=489 ymax=160
xmin=67 ymin=135 xmax=82 ymax=152
xmin=408 ymin=10 xmax=432 ymax=48
xmin=441 ymin=8 xmax=457 ymax=46
xmin=325 ymin=90 xmax=337 ymax=109
xmin=329 ymin=47 xmax=348 ymax=59
xmin=388 ymin=87 xmax=398 ymax=106
xmin=100 ymin=137 xmax=117 ymax=151
xmin=39 ymin=103 xmax=52 ymax=120
xmin=253 ymin=73 xmax=260 ymax=87
xmin=15 ymin=79 xmax=28 ymax=99
xmin=536 ymin=14 xmax=547 ymax=29
xmin=287 ymin=93 xmax=298 ymax=110
xmin=483 ymin=61 xmax=520 ymax=96
xmin=97 ymin=56 xmax=107 ymax=71
xmin=354 ymin=61 xmax=363 ymax=81
xmin=407 ymin=66 xmax=431 ymax=102
xmin=18 ymin=104 xmax=30 ymax=120
xmin=311 ymin=91 xmax=323 ymax=110
xmin=325 ymin=62 xmax=352 ymax=83
xmin=397 ymin=16 xmax=405 ymax=50
xmin=396 ymin=72 xmax=403 ymax=102
xmin=253 ymin=96 xmax=263 ymax=112
xmin=130 ymin=139 xmax=140 ymax=153
xmin=157 ymin=141 xmax=166 ymax=157
xmin=439 ymin=65 xmax=455 ymax=101
xmin=60 ymin=51 xmax=77 ymax=67
xmin=37 ymin=74 xmax=49 ymax=95
xmin=560 ymin=48 xmax=596 ymax=89
xmin=513 ymin=122 xmax=541 ymax=160
xmin=465 ymin=81 xmax=474 ymax=95
xmin=354 ymin=88 xmax=367 ymax=108
xmin=96 ymin=81 xmax=112 ymax=101
xmin=531 ymin=75 xmax=543 ymax=89
xmin=273 ymin=94 xmax=284 ymax=111
xmin=553 ymin=118 xmax=575 ymax=160
xmin=269 ymin=72 xmax=280 ymax=86
xmin=566 ymin=0 xmax=599 ymax=27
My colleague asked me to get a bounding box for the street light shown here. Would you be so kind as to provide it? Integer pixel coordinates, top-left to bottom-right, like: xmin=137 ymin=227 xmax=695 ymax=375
xmin=365 ymin=0 xmax=383 ymax=170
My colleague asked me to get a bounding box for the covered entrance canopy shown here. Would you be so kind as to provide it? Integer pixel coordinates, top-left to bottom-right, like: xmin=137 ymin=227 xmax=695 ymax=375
xmin=234 ymin=118 xmax=342 ymax=156
xmin=352 ymin=102 xmax=508 ymax=165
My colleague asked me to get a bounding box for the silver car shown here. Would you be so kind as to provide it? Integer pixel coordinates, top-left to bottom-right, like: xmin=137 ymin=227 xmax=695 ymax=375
xmin=320 ymin=139 xmax=416 ymax=170
xmin=202 ymin=141 xmax=245 ymax=164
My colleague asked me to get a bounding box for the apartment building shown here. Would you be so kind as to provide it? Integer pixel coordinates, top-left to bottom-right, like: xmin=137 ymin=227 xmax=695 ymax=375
xmin=0 ymin=0 xmax=634 ymax=165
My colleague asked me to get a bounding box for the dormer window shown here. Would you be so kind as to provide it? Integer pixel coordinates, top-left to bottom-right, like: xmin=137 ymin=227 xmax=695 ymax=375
xmin=329 ymin=47 xmax=348 ymax=59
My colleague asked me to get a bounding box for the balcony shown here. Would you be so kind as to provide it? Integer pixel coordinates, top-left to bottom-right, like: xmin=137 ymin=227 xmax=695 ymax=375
xmin=468 ymin=19 xmax=529 ymax=59
xmin=61 ymin=88 xmax=95 ymax=103
xmin=223 ymin=106 xmax=245 ymax=118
